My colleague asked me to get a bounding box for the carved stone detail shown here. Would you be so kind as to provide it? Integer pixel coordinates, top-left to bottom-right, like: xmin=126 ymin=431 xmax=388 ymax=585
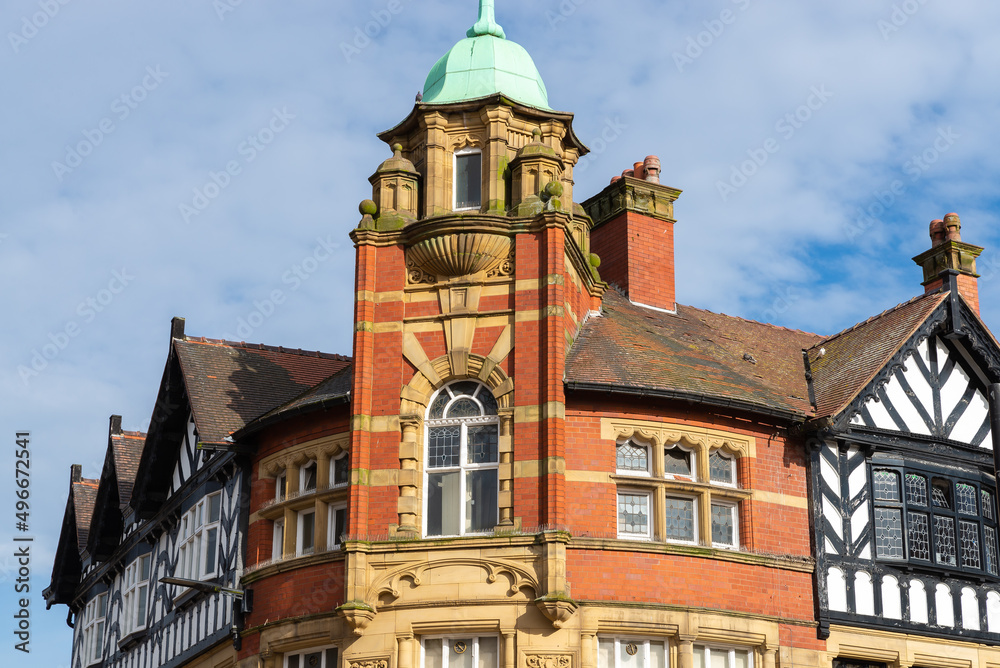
xmin=350 ymin=660 xmax=389 ymax=668
xmin=526 ymin=656 xmax=572 ymax=668
xmin=408 ymin=233 xmax=512 ymax=278
xmin=487 ymin=248 xmax=515 ymax=278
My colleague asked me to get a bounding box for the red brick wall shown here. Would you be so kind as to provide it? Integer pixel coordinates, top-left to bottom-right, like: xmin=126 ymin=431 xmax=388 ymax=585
xmin=591 ymin=211 xmax=675 ymax=311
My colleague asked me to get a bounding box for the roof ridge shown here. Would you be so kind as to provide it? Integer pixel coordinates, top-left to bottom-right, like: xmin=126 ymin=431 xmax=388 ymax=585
xmin=810 ymin=291 xmax=943 ymax=350
xmin=179 ymin=336 xmax=352 ymax=362
xmin=680 ymin=303 xmax=824 ymax=339
xmin=74 ymin=479 xmax=99 ymax=488
xmin=115 ymin=430 xmax=147 ymax=439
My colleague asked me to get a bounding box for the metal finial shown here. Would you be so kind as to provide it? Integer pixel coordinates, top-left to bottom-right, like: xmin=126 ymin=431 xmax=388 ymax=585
xmin=467 ymin=0 xmax=506 ymax=39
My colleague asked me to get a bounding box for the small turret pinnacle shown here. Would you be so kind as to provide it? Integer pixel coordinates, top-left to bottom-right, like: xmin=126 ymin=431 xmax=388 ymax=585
xmin=467 ymin=0 xmax=506 ymax=39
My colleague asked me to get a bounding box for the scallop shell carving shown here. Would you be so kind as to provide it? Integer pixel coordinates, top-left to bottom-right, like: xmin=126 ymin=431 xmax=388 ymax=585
xmin=408 ymin=233 xmax=512 ymax=278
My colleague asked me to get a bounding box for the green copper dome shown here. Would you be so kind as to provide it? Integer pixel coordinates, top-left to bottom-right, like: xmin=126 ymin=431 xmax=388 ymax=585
xmin=421 ymin=1 xmax=551 ymax=110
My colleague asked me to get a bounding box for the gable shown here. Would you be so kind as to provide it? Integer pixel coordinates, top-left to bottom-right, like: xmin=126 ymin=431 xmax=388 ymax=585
xmin=847 ymin=334 xmax=994 ymax=448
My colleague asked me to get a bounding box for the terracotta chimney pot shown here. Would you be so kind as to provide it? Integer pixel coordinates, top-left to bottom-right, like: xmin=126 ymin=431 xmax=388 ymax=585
xmin=643 ymin=155 xmax=661 ymax=184
xmin=929 ymin=219 xmax=946 ymax=246
xmin=944 ymin=212 xmax=962 ymax=242
xmin=633 ymin=161 xmax=645 ymax=181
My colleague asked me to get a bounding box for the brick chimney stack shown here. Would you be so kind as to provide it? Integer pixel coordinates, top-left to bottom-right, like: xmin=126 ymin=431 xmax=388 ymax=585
xmin=583 ymin=155 xmax=681 ymax=312
xmin=912 ymin=212 xmax=984 ymax=314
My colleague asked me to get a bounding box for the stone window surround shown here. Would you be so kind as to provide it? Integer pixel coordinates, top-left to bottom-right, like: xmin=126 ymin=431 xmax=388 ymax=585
xmin=605 ymin=420 xmax=753 ymax=548
xmin=258 ymin=435 xmax=350 ymax=560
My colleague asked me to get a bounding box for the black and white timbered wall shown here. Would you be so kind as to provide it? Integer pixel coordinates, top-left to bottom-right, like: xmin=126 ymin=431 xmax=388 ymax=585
xmin=71 ymin=415 xmax=246 ymax=668
xmin=814 ymin=332 xmax=1000 ymax=643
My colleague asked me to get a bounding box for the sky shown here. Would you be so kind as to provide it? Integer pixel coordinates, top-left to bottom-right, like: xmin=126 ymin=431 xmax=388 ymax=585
xmin=2 ymin=0 xmax=1000 ymax=665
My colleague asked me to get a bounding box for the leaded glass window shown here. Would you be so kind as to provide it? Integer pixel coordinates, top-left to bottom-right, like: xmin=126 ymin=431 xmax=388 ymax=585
xmin=986 ymin=526 xmax=999 ymax=575
xmin=664 ymin=496 xmax=696 ymax=542
xmin=957 ymin=483 xmax=978 ymax=515
xmin=908 ymin=511 xmax=930 ymax=560
xmin=905 ymin=473 xmax=928 ymax=506
xmin=711 ymin=502 xmax=736 ymax=546
xmin=935 ymin=516 xmax=957 ymax=565
xmin=709 ymin=450 xmax=735 ymax=485
xmin=618 ymin=492 xmax=651 ymax=538
xmin=874 ymin=470 xmax=900 ymax=501
xmin=960 ymin=520 xmax=981 ymax=569
xmin=932 ymin=481 xmax=951 ymax=509
xmin=984 ymin=490 xmax=994 ymax=520
xmin=616 ymin=441 xmax=649 ymax=474
xmin=875 ymin=507 xmax=904 ymax=559
xmin=664 ymin=447 xmax=693 ymax=477
xmin=425 ymin=382 xmax=499 ymax=537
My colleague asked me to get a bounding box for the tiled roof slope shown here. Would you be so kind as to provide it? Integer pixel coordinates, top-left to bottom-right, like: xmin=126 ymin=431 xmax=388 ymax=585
xmin=111 ymin=431 xmax=145 ymax=507
xmin=806 ymin=292 xmax=947 ymax=420
xmin=566 ymin=290 xmax=824 ymax=418
xmin=174 ymin=338 xmax=352 ymax=444
xmin=240 ymin=365 xmax=353 ymax=435
xmin=73 ymin=479 xmax=99 ymax=554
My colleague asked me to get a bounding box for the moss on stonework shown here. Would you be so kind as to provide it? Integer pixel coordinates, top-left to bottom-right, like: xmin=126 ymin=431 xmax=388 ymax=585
xmin=375 ymin=214 xmax=410 ymax=231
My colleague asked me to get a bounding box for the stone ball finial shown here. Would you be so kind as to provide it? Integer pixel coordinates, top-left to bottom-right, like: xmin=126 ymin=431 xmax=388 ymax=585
xmin=531 ymin=128 xmax=542 ymax=140
xmin=392 ymin=143 xmax=403 ymax=155
xmin=360 ymin=199 xmax=378 ymax=216
xmin=589 ymin=253 xmax=601 ymax=268
xmin=943 ymin=212 xmax=962 ymax=242
xmin=544 ymin=180 xmax=563 ymax=198
xmin=929 ymin=219 xmax=946 ymax=245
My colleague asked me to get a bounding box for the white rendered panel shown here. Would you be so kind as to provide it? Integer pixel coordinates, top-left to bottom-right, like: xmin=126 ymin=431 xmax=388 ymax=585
xmin=902 ymin=353 xmax=934 ymax=421
xmin=848 ymin=453 xmax=866 ymax=498
xmin=909 ymin=579 xmax=928 ymax=624
xmin=940 ymin=364 xmax=971 ymax=424
xmin=820 ymin=450 xmax=839 ymax=492
xmin=936 ymin=583 xmax=955 ymax=627
xmin=850 ymin=502 xmax=870 ymax=546
xmin=828 ymin=567 xmax=847 ymax=612
xmin=865 ymin=397 xmax=895 ymax=431
xmin=881 ymin=575 xmax=901 ymax=619
xmin=885 ymin=375 xmax=930 ymax=435
xmin=988 ymin=591 xmax=1000 ymax=633
xmin=854 ymin=571 xmax=875 ymax=615
xmin=952 ymin=388 xmax=989 ymax=445
xmin=961 ymin=587 xmax=980 ymax=631
xmin=823 ymin=497 xmax=843 ymax=540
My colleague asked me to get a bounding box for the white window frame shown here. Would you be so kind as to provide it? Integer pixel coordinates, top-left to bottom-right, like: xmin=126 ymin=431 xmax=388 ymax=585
xmin=617 ymin=489 xmax=653 ymax=540
xmin=178 ymin=491 xmax=222 ymax=581
xmin=664 ymin=444 xmax=696 ymax=480
xmin=598 ymin=637 xmax=669 ymax=668
xmin=693 ymin=645 xmax=753 ymax=668
xmin=423 ymin=382 xmax=500 ymax=538
xmin=81 ymin=592 xmax=107 ymax=665
xmin=422 ymin=635 xmax=499 ymax=668
xmin=272 ymin=518 xmax=285 ymax=561
xmin=453 ymin=147 xmax=483 ymax=211
xmin=297 ymin=508 xmax=316 ymax=556
xmin=709 ymin=449 xmax=737 ymax=487
xmin=329 ymin=502 xmax=347 ymax=549
xmin=616 ymin=439 xmax=651 ymax=477
xmin=331 ymin=453 xmax=349 ymax=488
xmin=276 ymin=471 xmax=287 ymax=501
xmin=710 ymin=500 xmax=739 ymax=549
xmin=663 ymin=494 xmax=699 ymax=545
xmin=300 ymin=460 xmax=318 ymax=493
xmin=122 ymin=554 xmax=151 ymax=635
xmin=283 ymin=644 xmax=338 ymax=668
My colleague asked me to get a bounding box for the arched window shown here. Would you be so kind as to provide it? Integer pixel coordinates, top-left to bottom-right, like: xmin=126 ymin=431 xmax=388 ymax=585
xmin=425 ymin=381 xmax=499 ymax=536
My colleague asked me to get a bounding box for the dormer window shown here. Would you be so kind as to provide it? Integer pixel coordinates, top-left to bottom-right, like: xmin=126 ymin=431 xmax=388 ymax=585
xmin=454 ymin=148 xmax=482 ymax=210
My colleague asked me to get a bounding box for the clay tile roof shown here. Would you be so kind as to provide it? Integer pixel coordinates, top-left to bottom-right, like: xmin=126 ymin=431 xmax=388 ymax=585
xmin=111 ymin=431 xmax=145 ymax=506
xmin=173 ymin=338 xmax=351 ymax=443
xmin=72 ymin=479 xmax=100 ymax=554
xmin=566 ymin=290 xmax=825 ymax=418
xmin=807 ymin=291 xmax=947 ymax=420
xmin=239 ymin=365 xmax=353 ymax=436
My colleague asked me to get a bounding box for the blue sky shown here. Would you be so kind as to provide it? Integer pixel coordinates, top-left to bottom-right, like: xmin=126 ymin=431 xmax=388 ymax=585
xmin=3 ymin=1 xmax=1000 ymax=665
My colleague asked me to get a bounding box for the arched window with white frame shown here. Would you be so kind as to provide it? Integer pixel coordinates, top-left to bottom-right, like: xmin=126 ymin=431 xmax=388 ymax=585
xmin=424 ymin=381 xmax=499 ymax=537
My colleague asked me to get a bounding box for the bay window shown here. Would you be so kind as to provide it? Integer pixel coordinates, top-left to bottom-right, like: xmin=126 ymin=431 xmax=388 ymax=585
xmin=425 ymin=381 xmax=499 ymax=537
xmin=329 ymin=503 xmax=347 ymax=549
xmin=693 ymin=646 xmax=752 ymax=668
xmin=297 ymin=508 xmax=316 ymax=556
xmin=122 ymin=554 xmax=151 ymax=635
xmin=81 ymin=593 xmax=107 ymax=665
xmin=178 ymin=491 xmax=221 ymax=580
xmin=614 ymin=437 xmax=742 ymax=548
xmin=285 ymin=646 xmax=338 ymax=668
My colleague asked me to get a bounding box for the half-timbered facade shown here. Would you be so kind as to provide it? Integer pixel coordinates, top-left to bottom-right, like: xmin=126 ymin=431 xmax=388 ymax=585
xmin=45 ymin=320 xmax=351 ymax=668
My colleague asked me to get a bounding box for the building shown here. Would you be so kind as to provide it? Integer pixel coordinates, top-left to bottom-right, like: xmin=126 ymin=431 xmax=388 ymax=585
xmin=47 ymin=3 xmax=1000 ymax=668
